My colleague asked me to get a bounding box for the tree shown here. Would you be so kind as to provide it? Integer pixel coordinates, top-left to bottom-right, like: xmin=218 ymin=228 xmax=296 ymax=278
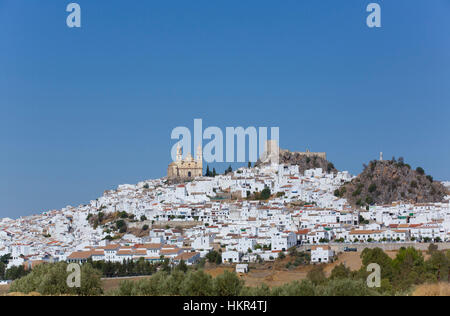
xmin=206 ymin=250 xmax=222 ymax=265
xmin=116 ymin=220 xmax=126 ymax=232
xmin=176 ymin=260 xmax=188 ymax=273
xmin=5 ymin=265 xmax=28 ymax=280
xmin=212 ymin=168 xmax=217 ymax=177
xmin=213 ymin=271 xmax=244 ymax=296
xmin=225 ymin=165 xmax=233 ymax=175
xmin=317 ymin=278 xmax=378 ymax=296
xmin=260 ymin=186 xmax=271 ymax=200
xmin=205 ymin=165 xmax=212 ymax=177
xmin=360 ymin=248 xmax=393 ymax=281
xmin=180 ymin=270 xmax=214 ymax=296
xmin=307 ymin=265 xmax=326 ymax=285
xmin=0 ymin=262 xmax=5 ymax=280
xmin=416 ymin=167 xmax=425 ymax=175
xmin=9 ymin=262 xmax=103 ymax=296
xmin=140 ymin=215 xmax=147 ymax=222
xmin=330 ymin=264 xmax=352 ymax=280
xmin=248 ymin=162 xmax=252 ymax=168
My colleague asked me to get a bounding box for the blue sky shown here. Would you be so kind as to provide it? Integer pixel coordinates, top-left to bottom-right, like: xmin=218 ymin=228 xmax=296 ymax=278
xmin=1 ymin=0 xmax=449 ymax=218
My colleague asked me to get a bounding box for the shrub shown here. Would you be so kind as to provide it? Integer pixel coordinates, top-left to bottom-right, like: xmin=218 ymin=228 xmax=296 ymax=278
xmin=9 ymin=262 xmax=103 ymax=296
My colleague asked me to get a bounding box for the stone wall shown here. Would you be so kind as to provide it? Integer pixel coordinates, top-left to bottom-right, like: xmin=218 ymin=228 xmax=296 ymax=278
xmin=298 ymin=242 xmax=450 ymax=253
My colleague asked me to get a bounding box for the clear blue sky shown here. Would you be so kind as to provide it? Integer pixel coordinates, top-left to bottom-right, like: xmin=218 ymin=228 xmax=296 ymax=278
xmin=1 ymin=0 xmax=449 ymax=218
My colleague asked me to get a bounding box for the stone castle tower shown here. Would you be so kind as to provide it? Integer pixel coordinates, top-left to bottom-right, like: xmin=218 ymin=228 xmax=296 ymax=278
xmin=167 ymin=145 xmax=203 ymax=180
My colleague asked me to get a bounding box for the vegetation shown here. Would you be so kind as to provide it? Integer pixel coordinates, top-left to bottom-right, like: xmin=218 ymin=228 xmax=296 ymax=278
xmin=9 ymin=262 xmax=103 ymax=296
xmin=205 ymin=250 xmax=222 ymax=265
xmin=224 ymin=165 xmax=233 ymax=175
xmin=247 ymin=186 xmax=272 ymax=201
xmin=7 ymin=246 xmax=450 ymax=296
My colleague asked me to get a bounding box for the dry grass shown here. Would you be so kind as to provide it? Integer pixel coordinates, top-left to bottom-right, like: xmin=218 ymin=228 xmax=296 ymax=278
xmin=6 ymin=291 xmax=41 ymax=296
xmin=101 ymin=275 xmax=152 ymax=293
xmin=412 ymin=283 xmax=450 ymax=296
xmin=0 ymin=285 xmax=10 ymax=296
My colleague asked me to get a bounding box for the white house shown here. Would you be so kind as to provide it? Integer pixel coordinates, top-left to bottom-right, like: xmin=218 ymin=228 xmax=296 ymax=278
xmin=236 ymin=264 xmax=249 ymax=273
xmin=222 ymin=251 xmax=240 ymax=263
xmin=271 ymin=232 xmax=296 ymax=251
xmin=311 ymin=245 xmax=334 ymax=263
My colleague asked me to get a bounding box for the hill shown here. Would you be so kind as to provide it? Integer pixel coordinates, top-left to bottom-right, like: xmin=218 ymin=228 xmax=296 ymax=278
xmin=336 ymin=158 xmax=448 ymax=208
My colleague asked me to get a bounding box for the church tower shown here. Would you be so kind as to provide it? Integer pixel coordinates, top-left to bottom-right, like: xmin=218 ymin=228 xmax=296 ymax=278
xmin=176 ymin=144 xmax=182 ymax=162
xmin=196 ymin=145 xmax=202 ymax=165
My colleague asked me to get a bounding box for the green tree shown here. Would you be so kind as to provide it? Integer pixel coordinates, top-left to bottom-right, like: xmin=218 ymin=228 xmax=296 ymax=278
xmin=0 ymin=262 xmax=5 ymax=280
xmin=206 ymin=250 xmax=222 ymax=265
xmin=317 ymin=279 xmax=378 ymax=296
xmin=416 ymin=167 xmax=425 ymax=175
xmin=260 ymin=186 xmax=271 ymax=200
xmin=360 ymin=248 xmax=393 ymax=281
xmin=271 ymin=280 xmax=316 ymax=296
xmin=205 ymin=165 xmax=212 ymax=177
xmin=5 ymin=265 xmax=28 ymax=280
xmin=213 ymin=271 xmax=244 ymax=296
xmin=307 ymin=265 xmax=326 ymax=285
xmin=9 ymin=262 xmax=103 ymax=296
xmin=330 ymin=264 xmax=352 ymax=280
xmin=225 ymin=165 xmax=233 ymax=175
xmin=180 ymin=270 xmax=214 ymax=296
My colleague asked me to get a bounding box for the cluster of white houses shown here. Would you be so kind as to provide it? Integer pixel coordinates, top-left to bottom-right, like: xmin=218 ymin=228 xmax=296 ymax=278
xmin=1 ymin=161 xmax=449 ymax=272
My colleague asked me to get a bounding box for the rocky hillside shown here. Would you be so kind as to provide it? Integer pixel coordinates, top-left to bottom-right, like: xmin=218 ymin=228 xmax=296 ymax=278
xmin=256 ymin=149 xmax=338 ymax=174
xmin=336 ymin=158 xmax=448 ymax=208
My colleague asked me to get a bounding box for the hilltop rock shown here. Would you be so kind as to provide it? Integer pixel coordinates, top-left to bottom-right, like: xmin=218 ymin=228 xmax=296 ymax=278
xmin=256 ymin=149 xmax=338 ymax=174
xmin=336 ymin=158 xmax=448 ymax=207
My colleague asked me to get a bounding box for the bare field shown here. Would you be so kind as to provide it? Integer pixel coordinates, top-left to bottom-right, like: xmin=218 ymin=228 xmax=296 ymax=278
xmin=205 ymin=251 xmax=364 ymax=288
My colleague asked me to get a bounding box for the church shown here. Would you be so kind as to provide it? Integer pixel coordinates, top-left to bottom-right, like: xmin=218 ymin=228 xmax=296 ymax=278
xmin=167 ymin=145 xmax=203 ymax=180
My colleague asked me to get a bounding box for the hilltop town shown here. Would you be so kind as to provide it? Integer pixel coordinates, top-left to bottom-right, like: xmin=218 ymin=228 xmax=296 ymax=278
xmin=1 ymin=149 xmax=450 ymax=274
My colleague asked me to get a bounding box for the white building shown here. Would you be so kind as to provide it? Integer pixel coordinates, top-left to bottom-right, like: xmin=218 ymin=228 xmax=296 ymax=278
xmin=311 ymin=245 xmax=334 ymax=263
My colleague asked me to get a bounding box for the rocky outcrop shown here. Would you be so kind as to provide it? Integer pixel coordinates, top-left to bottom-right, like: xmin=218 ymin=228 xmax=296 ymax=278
xmin=256 ymin=149 xmax=338 ymax=175
xmin=338 ymin=159 xmax=447 ymax=207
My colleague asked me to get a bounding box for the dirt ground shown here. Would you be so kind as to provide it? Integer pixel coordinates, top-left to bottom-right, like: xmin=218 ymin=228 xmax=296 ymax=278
xmin=204 ymin=251 xmax=364 ymax=288
xmin=205 ymin=249 xmax=431 ymax=288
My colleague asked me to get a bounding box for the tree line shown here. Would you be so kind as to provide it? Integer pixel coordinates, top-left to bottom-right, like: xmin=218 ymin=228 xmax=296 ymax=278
xmin=7 ymin=245 xmax=450 ymax=296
